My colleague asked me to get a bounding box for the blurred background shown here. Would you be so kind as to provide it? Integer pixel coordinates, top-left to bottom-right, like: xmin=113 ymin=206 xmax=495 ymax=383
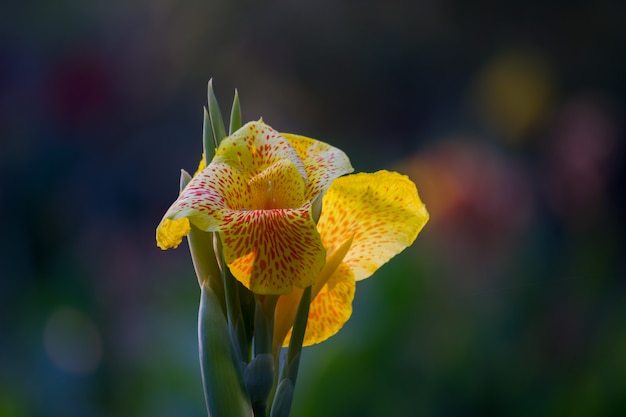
xmin=1 ymin=0 xmax=625 ymax=416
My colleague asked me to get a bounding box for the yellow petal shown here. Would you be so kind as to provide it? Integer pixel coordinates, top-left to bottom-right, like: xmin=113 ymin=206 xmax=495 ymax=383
xmin=216 ymin=121 xmax=307 ymax=183
xmin=282 ymin=262 xmax=355 ymax=347
xmin=282 ymin=133 xmax=354 ymax=201
xmin=222 ymin=204 xmax=326 ymax=294
xmin=273 ymin=235 xmax=353 ymax=349
xmin=317 ymin=170 xmax=429 ymax=281
xmin=193 ymin=154 xmax=207 ymax=177
xmin=248 ymin=158 xmax=306 ymax=210
xmin=156 ymin=218 xmax=191 ymax=250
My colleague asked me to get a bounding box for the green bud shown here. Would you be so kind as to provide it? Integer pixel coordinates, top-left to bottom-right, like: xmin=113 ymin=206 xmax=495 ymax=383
xmin=269 ymin=378 xmax=294 ymax=417
xmin=245 ymin=353 xmax=274 ymax=407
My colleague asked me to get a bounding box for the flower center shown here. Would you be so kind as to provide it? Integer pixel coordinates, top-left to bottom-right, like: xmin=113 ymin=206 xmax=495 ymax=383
xmin=248 ymin=160 xmax=306 ymax=211
xmin=260 ymin=180 xmax=278 ymax=210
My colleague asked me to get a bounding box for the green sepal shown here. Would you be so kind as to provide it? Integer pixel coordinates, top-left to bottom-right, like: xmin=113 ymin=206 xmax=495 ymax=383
xmin=310 ymin=192 xmax=323 ymax=224
xmin=245 ymin=353 xmax=274 ymax=411
xmin=229 ymin=89 xmax=242 ymax=135
xmin=269 ymin=378 xmax=294 ymax=417
xmin=198 ymin=283 xmax=252 ymax=417
xmin=180 ymin=169 xmax=192 ymax=191
xmin=207 ymin=79 xmax=227 ymax=143
xmin=237 ymin=281 xmax=256 ymax=357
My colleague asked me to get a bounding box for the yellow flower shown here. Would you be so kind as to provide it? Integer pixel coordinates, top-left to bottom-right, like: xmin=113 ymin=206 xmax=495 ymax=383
xmin=156 ymin=121 xmax=353 ymax=295
xmin=275 ymin=170 xmax=429 ymax=347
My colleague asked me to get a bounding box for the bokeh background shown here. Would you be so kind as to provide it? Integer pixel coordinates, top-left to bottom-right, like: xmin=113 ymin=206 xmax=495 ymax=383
xmin=1 ymin=0 xmax=625 ymax=416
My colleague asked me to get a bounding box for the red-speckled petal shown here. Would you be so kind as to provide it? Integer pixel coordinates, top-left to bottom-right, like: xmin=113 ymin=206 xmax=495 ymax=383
xmin=283 ymin=262 xmax=355 ymax=346
xmin=221 ymin=204 xmax=326 ymax=294
xmin=216 ymin=121 xmax=307 ymax=182
xmin=282 ymin=133 xmax=353 ymax=201
xmin=157 ymin=162 xmax=251 ymax=236
xmin=317 ymin=171 xmax=429 ymax=281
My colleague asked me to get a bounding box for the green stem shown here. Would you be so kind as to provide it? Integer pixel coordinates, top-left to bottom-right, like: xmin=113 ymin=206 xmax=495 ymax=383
xmin=250 ymin=295 xmax=279 ymax=415
xmin=267 ymin=286 xmax=311 ymax=417
xmin=284 ymin=286 xmax=311 ymax=382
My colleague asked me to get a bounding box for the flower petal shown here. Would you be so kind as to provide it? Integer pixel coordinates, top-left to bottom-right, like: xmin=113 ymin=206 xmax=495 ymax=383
xmin=216 ymin=121 xmax=307 ymax=183
xmin=283 ymin=262 xmax=355 ymax=346
xmin=157 ymin=161 xmax=252 ymax=233
xmin=273 ymin=234 xmax=353 ymax=349
xmin=156 ymin=218 xmax=191 ymax=250
xmin=282 ymin=133 xmax=354 ymax=201
xmin=222 ymin=204 xmax=326 ymax=294
xmin=317 ymin=170 xmax=429 ymax=281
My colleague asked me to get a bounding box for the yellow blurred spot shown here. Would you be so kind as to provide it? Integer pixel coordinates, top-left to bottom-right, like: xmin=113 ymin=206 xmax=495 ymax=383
xmin=471 ymin=49 xmax=554 ymax=143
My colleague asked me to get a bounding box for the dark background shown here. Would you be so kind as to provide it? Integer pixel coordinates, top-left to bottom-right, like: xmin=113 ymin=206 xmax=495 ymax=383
xmin=1 ymin=0 xmax=625 ymax=416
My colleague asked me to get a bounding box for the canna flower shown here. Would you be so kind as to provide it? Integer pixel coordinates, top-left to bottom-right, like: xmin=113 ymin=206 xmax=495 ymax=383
xmin=275 ymin=170 xmax=429 ymax=347
xmin=156 ymin=83 xmax=430 ymax=417
xmin=156 ymin=120 xmax=353 ymax=294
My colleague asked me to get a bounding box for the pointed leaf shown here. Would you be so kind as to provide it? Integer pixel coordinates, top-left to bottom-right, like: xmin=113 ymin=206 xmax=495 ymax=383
xmin=229 ymin=89 xmax=242 ymax=135
xmin=203 ymin=107 xmax=217 ymax=164
xmin=180 ymin=169 xmax=192 ymax=191
xmin=208 ymin=79 xmax=227 ymax=143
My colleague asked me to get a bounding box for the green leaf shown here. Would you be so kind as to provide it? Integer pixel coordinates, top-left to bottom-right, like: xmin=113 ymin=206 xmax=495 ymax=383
xmin=229 ymin=89 xmax=242 ymax=135
xmin=188 ymin=225 xmax=224 ymax=312
xmin=207 ymin=79 xmax=227 ymax=144
xmin=198 ymin=283 xmax=252 ymax=417
xmin=181 ymin=170 xmax=224 ymax=308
